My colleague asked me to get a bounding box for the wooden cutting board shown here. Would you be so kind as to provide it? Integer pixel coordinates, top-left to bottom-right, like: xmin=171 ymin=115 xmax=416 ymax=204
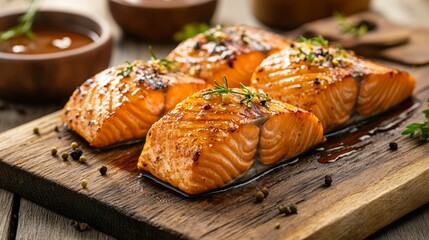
xmin=0 ymin=63 xmax=428 ymax=240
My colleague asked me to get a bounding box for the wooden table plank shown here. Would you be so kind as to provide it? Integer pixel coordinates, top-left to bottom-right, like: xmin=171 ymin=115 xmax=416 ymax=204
xmin=0 ymin=189 xmax=14 ymax=240
xmin=16 ymin=199 xmax=114 ymax=240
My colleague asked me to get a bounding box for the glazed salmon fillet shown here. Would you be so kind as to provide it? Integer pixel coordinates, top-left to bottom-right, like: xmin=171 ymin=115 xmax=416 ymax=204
xmin=251 ymin=37 xmax=416 ymax=131
xmin=138 ymin=81 xmax=324 ymax=195
xmin=167 ymin=25 xmax=290 ymax=88
xmin=61 ymin=60 xmax=208 ymax=148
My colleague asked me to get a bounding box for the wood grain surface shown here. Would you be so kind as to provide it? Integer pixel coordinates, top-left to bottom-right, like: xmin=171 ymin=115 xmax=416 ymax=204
xmin=0 ymin=62 xmax=428 ymax=239
xmin=15 ymin=199 xmax=114 ymax=240
xmin=0 ymin=189 xmax=13 ymax=240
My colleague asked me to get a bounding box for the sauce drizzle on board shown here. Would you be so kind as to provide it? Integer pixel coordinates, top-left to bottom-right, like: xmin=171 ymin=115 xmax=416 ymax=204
xmin=0 ymin=29 xmax=94 ymax=54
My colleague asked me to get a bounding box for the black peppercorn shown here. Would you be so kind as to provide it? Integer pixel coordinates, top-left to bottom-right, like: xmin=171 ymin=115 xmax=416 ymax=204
xmin=70 ymin=149 xmax=83 ymax=160
xmin=203 ymin=104 xmax=212 ymax=110
xmin=99 ymin=166 xmax=107 ymax=175
xmin=389 ymin=142 xmax=398 ymax=151
xmin=313 ymin=78 xmax=321 ymax=85
xmin=324 ymin=175 xmax=333 ymax=186
xmin=255 ymin=191 xmax=264 ymax=203
xmin=260 ymin=187 xmax=269 ymax=198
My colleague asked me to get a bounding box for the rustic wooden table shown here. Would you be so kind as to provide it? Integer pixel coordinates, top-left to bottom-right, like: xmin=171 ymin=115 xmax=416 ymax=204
xmin=0 ymin=0 xmax=428 ymax=239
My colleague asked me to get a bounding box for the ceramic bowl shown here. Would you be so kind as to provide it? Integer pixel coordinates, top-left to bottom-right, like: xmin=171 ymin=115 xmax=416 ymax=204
xmin=0 ymin=10 xmax=113 ymax=101
xmin=251 ymin=0 xmax=370 ymax=30
xmin=108 ymin=0 xmax=217 ymax=42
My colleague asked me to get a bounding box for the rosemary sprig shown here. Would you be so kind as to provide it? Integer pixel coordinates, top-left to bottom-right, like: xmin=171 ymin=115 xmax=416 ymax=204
xmin=0 ymin=0 xmax=39 ymax=41
xmin=173 ymin=22 xmax=210 ymax=42
xmin=402 ymin=98 xmax=429 ymax=141
xmin=117 ymin=61 xmax=133 ymax=77
xmin=203 ymin=76 xmax=269 ymax=107
xmin=298 ymin=35 xmax=329 ymax=47
xmin=148 ymin=45 xmax=175 ymax=70
xmin=334 ymin=12 xmax=368 ymax=36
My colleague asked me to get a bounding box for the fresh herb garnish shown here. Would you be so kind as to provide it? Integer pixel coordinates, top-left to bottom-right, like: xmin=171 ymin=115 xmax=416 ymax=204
xmin=148 ymin=45 xmax=175 ymax=70
xmin=297 ymin=47 xmax=315 ymax=61
xmin=203 ymin=25 xmax=224 ymax=43
xmin=334 ymin=12 xmax=368 ymax=36
xmin=117 ymin=61 xmax=133 ymax=77
xmin=0 ymin=0 xmax=39 ymax=41
xmin=402 ymin=98 xmax=429 ymax=141
xmin=203 ymin=76 xmax=269 ymax=107
xmin=298 ymin=35 xmax=329 ymax=47
xmin=173 ymin=22 xmax=210 ymax=42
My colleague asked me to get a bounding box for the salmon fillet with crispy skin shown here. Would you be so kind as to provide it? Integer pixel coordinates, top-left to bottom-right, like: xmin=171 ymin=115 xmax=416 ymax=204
xmin=61 ymin=60 xmax=208 ymax=148
xmin=138 ymin=83 xmax=324 ymax=195
xmin=167 ymin=25 xmax=290 ymax=88
xmin=251 ymin=38 xmax=415 ymax=131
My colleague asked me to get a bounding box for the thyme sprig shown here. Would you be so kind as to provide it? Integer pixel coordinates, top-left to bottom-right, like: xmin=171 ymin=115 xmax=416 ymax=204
xmin=148 ymin=45 xmax=175 ymax=70
xmin=203 ymin=76 xmax=269 ymax=107
xmin=297 ymin=47 xmax=315 ymax=61
xmin=0 ymin=0 xmax=39 ymax=41
xmin=334 ymin=12 xmax=368 ymax=36
xmin=203 ymin=25 xmax=224 ymax=43
xmin=402 ymin=98 xmax=429 ymax=141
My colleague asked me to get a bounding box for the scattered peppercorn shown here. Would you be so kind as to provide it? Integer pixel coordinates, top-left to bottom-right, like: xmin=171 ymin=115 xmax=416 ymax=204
xmin=33 ymin=127 xmax=39 ymax=135
xmin=278 ymin=204 xmax=298 ymax=216
xmin=324 ymin=175 xmax=333 ymax=187
xmin=389 ymin=142 xmax=398 ymax=151
xmin=54 ymin=125 xmax=59 ymax=132
xmin=313 ymin=78 xmax=321 ymax=85
xmin=260 ymin=187 xmax=269 ymax=198
xmin=78 ymin=222 xmax=90 ymax=231
xmin=255 ymin=191 xmax=265 ymax=203
xmin=99 ymin=166 xmax=107 ymax=175
xmin=51 ymin=147 xmax=57 ymax=156
xmin=61 ymin=152 xmax=69 ymax=161
xmin=203 ymin=104 xmax=212 ymax=110
xmin=71 ymin=142 xmax=79 ymax=149
xmin=70 ymin=149 xmax=83 ymax=160
xmin=275 ymin=223 xmax=280 ymax=229
xmin=79 ymin=156 xmax=87 ymax=163
xmin=81 ymin=179 xmax=87 ymax=188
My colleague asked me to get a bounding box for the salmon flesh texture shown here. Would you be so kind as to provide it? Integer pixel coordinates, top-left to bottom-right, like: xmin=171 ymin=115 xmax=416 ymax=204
xmin=61 ymin=60 xmax=208 ymax=148
xmin=167 ymin=25 xmax=290 ymax=88
xmin=251 ymin=41 xmax=416 ymax=131
xmin=138 ymin=88 xmax=324 ymax=195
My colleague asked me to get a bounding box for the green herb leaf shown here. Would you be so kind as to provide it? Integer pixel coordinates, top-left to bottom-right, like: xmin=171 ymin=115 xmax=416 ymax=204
xmin=0 ymin=0 xmax=39 ymax=41
xmin=117 ymin=61 xmax=133 ymax=77
xmin=148 ymin=45 xmax=175 ymax=70
xmin=173 ymin=22 xmax=210 ymax=42
xmin=203 ymin=76 xmax=270 ymax=107
xmin=402 ymin=98 xmax=429 ymax=141
xmin=298 ymin=35 xmax=329 ymax=47
xmin=334 ymin=12 xmax=368 ymax=36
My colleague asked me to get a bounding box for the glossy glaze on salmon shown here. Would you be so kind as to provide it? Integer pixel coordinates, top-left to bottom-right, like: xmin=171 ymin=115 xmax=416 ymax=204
xmin=251 ymin=39 xmax=416 ymax=131
xmin=61 ymin=60 xmax=208 ymax=148
xmin=138 ymin=84 xmax=324 ymax=195
xmin=167 ymin=25 xmax=290 ymax=88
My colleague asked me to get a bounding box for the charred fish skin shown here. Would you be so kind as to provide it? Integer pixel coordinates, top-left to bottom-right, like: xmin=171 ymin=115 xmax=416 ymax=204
xmin=61 ymin=60 xmax=208 ymax=148
xmin=251 ymin=39 xmax=415 ymax=131
xmin=167 ymin=25 xmax=291 ymax=88
xmin=138 ymin=86 xmax=324 ymax=195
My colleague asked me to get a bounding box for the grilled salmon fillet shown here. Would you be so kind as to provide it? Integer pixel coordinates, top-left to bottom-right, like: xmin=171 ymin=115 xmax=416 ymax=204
xmin=138 ymin=83 xmax=324 ymax=195
xmin=61 ymin=60 xmax=208 ymax=148
xmin=251 ymin=38 xmax=416 ymax=131
xmin=167 ymin=25 xmax=290 ymax=88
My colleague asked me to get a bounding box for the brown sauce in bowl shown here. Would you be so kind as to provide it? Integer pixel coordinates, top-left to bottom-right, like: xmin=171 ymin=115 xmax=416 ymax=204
xmin=0 ymin=29 xmax=94 ymax=54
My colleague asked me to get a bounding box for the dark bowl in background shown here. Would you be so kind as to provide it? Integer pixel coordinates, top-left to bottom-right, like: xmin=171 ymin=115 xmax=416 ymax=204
xmin=0 ymin=10 xmax=113 ymax=102
xmin=108 ymin=0 xmax=217 ymax=42
xmin=252 ymin=0 xmax=370 ymax=30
